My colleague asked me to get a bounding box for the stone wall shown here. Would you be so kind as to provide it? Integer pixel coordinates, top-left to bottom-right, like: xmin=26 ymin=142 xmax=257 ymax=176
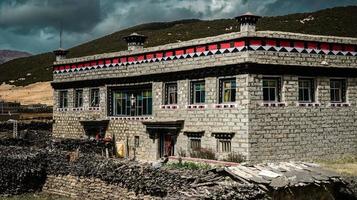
xmin=248 ymin=74 xmax=357 ymax=162
xmin=53 ymin=74 xmax=250 ymax=161
xmin=43 ymin=175 xmax=141 ymax=200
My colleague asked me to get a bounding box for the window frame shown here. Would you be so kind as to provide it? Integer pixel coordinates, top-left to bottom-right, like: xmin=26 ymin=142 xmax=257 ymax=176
xmin=190 ymin=80 xmax=205 ymax=104
xmin=189 ymin=137 xmax=201 ymax=150
xmin=74 ymin=89 xmax=84 ymax=108
xmin=219 ymin=78 xmax=236 ymax=104
xmin=58 ymin=90 xmax=68 ymax=108
xmin=330 ymin=79 xmax=347 ymax=103
xmin=90 ymin=88 xmax=100 ymax=108
xmin=262 ymin=77 xmax=281 ymax=102
xmin=217 ymin=139 xmax=232 ymax=153
xmin=111 ymin=89 xmax=152 ymax=116
xmin=164 ymin=82 xmax=178 ymax=105
xmin=298 ymin=78 xmax=316 ymax=103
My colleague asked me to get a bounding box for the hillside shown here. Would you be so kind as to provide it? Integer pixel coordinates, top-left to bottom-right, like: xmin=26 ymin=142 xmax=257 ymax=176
xmin=0 ymin=50 xmax=31 ymax=65
xmin=0 ymin=6 xmax=357 ymax=86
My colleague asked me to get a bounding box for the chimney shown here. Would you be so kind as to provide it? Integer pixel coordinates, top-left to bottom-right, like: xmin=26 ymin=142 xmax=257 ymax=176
xmin=53 ymin=48 xmax=69 ymax=62
xmin=123 ymin=33 xmax=147 ymax=51
xmin=235 ymin=12 xmax=261 ymax=32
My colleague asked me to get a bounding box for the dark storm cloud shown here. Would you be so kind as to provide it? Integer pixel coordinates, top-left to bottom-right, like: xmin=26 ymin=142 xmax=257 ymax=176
xmin=0 ymin=0 xmax=101 ymax=33
xmin=0 ymin=0 xmax=356 ymax=54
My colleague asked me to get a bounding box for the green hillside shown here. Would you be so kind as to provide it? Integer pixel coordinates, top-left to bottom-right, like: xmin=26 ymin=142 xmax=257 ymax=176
xmin=1 ymin=6 xmax=357 ymax=86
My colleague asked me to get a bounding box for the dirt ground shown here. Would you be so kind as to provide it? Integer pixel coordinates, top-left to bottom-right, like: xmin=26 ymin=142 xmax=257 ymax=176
xmin=0 ymin=82 xmax=52 ymax=105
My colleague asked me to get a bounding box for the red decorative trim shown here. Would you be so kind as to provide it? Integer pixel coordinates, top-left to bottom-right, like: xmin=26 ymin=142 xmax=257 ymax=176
xmin=53 ymin=37 xmax=357 ymax=74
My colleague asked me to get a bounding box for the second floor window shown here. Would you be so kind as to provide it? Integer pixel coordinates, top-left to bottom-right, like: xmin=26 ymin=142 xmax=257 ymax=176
xmin=219 ymin=78 xmax=236 ymax=103
xmin=263 ymin=78 xmax=281 ymax=102
xmin=330 ymin=79 xmax=346 ymax=103
xmin=74 ymin=89 xmax=83 ymax=107
xmin=298 ymin=78 xmax=315 ymax=102
xmin=164 ymin=83 xmax=177 ymax=105
xmin=90 ymin=88 xmax=100 ymax=107
xmin=59 ymin=90 xmax=68 ymax=108
xmin=191 ymin=81 xmax=205 ymax=104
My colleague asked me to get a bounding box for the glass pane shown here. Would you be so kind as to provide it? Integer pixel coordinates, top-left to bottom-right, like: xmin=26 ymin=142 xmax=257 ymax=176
xmin=263 ymin=88 xmax=269 ymax=101
xmin=269 ymin=88 xmax=276 ymax=101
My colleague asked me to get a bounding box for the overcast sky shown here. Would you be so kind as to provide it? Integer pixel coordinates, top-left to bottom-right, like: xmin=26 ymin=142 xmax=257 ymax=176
xmin=0 ymin=0 xmax=356 ymax=54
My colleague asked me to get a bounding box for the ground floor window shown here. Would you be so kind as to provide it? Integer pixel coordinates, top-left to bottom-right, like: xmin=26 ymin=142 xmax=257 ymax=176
xmin=218 ymin=139 xmax=231 ymax=153
xmin=190 ymin=138 xmax=201 ymax=150
xmin=212 ymin=132 xmax=234 ymax=153
xmin=112 ymin=89 xmax=152 ymax=116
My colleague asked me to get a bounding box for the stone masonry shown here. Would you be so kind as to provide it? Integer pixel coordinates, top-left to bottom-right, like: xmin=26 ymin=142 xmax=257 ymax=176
xmin=51 ymin=14 xmax=357 ymax=162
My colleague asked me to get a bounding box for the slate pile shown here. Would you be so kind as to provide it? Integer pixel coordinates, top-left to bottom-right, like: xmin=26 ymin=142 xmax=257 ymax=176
xmin=45 ymin=152 xmax=266 ymax=199
xmin=0 ymin=146 xmax=47 ymax=195
xmin=49 ymin=138 xmax=114 ymax=155
xmin=0 ymin=121 xmax=52 ymax=132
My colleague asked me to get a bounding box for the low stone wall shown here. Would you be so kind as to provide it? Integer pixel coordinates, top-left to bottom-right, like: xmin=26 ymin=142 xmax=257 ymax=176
xmin=43 ymin=175 xmax=143 ymax=200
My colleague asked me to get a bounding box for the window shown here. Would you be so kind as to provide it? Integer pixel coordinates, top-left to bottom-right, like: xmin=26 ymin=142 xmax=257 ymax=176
xmin=330 ymin=79 xmax=346 ymax=103
xmin=191 ymin=81 xmax=205 ymax=104
xmin=74 ymin=89 xmax=83 ymax=107
xmin=134 ymin=136 xmax=140 ymax=147
xmin=298 ymin=78 xmax=315 ymax=102
xmin=212 ymin=132 xmax=234 ymax=153
xmin=59 ymin=90 xmax=68 ymax=108
xmin=164 ymin=83 xmax=177 ymax=105
xmin=112 ymin=89 xmax=152 ymax=116
xmin=263 ymin=78 xmax=281 ymax=102
xmin=219 ymin=79 xmax=236 ymax=103
xmin=90 ymin=89 xmax=100 ymax=107
xmin=190 ymin=138 xmax=201 ymax=150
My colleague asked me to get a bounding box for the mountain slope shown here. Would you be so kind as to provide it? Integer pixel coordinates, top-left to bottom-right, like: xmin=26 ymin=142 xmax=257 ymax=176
xmin=0 ymin=50 xmax=31 ymax=65
xmin=0 ymin=6 xmax=356 ymax=86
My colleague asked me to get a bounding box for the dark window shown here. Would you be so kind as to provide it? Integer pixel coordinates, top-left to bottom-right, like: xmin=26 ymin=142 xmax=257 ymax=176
xmin=112 ymin=89 xmax=152 ymax=116
xmin=217 ymin=139 xmax=231 ymax=153
xmin=190 ymin=138 xmax=201 ymax=150
xmin=330 ymin=79 xmax=346 ymax=103
xmin=298 ymin=79 xmax=315 ymax=102
xmin=134 ymin=136 xmax=140 ymax=147
xmin=90 ymin=89 xmax=100 ymax=107
xmin=74 ymin=89 xmax=83 ymax=107
xmin=164 ymin=83 xmax=177 ymax=105
xmin=263 ymin=78 xmax=281 ymax=102
xmin=191 ymin=81 xmax=205 ymax=104
xmin=219 ymin=79 xmax=236 ymax=103
xmin=59 ymin=91 xmax=68 ymax=108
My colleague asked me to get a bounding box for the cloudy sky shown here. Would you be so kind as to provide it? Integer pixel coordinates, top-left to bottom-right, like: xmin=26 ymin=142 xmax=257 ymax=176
xmin=0 ymin=0 xmax=356 ymax=54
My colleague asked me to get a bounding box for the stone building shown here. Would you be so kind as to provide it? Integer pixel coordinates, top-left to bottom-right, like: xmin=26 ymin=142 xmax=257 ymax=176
xmin=51 ymin=13 xmax=357 ymax=162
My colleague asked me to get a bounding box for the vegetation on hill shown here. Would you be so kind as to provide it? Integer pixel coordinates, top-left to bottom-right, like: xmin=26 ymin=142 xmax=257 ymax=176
xmin=0 ymin=6 xmax=356 ymax=86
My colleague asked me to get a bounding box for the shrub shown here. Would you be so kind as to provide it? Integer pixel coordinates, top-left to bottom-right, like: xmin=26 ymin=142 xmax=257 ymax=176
xmin=223 ymin=152 xmax=246 ymax=163
xmin=165 ymin=161 xmax=211 ymax=170
xmin=189 ymin=148 xmax=216 ymax=160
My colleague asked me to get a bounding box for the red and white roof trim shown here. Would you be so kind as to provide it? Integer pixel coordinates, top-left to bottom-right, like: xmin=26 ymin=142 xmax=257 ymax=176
xmin=53 ymin=38 xmax=357 ymax=74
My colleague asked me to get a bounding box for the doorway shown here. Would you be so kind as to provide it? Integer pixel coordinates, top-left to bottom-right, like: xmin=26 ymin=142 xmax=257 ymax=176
xmin=159 ymin=133 xmax=175 ymax=158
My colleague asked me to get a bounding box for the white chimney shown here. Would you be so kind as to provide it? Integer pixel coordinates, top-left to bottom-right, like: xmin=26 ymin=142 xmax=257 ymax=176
xmin=123 ymin=33 xmax=147 ymax=51
xmin=235 ymin=12 xmax=261 ymax=32
xmin=53 ymin=48 xmax=69 ymax=61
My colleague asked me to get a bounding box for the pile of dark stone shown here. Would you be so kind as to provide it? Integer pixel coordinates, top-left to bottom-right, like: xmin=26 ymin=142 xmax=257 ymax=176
xmin=0 ymin=146 xmax=47 ymax=195
xmin=45 ymin=152 xmax=266 ymax=199
xmin=49 ymin=138 xmax=114 ymax=155
xmin=0 ymin=121 xmax=52 ymax=132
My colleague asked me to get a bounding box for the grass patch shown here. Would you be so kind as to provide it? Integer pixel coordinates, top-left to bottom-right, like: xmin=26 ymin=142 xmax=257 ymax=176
xmin=317 ymin=155 xmax=357 ymax=176
xmin=164 ymin=161 xmax=212 ymax=170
